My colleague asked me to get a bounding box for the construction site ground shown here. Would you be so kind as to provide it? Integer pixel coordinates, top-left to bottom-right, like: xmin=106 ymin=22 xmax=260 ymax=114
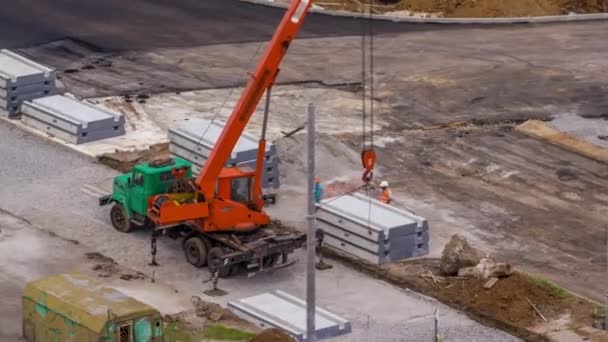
xmin=1 ymin=1 xmax=607 ymax=341
xmin=0 ymin=125 xmax=517 ymax=342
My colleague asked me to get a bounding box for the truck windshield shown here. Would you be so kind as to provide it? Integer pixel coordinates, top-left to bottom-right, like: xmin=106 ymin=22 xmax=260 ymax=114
xmin=231 ymin=177 xmax=251 ymax=203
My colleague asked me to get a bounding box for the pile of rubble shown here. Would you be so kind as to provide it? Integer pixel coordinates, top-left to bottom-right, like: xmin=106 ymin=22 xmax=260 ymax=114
xmin=439 ymin=234 xmax=512 ymax=287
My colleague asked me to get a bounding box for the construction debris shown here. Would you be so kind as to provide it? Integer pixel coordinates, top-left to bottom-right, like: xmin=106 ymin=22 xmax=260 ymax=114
xmin=525 ymin=297 xmax=547 ymax=322
xmin=97 ymin=142 xmax=169 ymax=172
xmin=484 ymin=277 xmax=499 ymax=289
xmin=191 ymin=296 xmax=239 ymax=322
xmin=440 ymin=234 xmax=482 ymax=276
xmin=458 ymin=258 xmax=513 ymax=280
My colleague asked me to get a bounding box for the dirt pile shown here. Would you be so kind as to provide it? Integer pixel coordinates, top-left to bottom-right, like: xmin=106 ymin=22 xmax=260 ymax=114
xmin=318 ymin=0 xmax=606 ymax=17
xmin=250 ymin=329 xmax=296 ymax=342
xmin=191 ymin=296 xmax=240 ymax=323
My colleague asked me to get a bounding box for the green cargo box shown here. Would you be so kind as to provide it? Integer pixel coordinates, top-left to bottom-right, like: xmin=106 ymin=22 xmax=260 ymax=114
xmin=22 ymin=273 xmax=164 ymax=342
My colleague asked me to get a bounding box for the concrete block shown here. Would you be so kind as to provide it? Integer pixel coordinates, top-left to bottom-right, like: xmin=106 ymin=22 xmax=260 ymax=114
xmin=169 ymin=118 xmax=277 ymax=164
xmin=168 ymin=118 xmax=280 ymax=189
xmin=0 ymin=82 xmax=56 ymax=98
xmin=228 ymin=290 xmax=351 ymax=341
xmin=0 ymin=89 xmax=58 ymax=116
xmin=0 ymin=49 xmax=56 ymax=88
xmin=317 ymin=193 xmax=429 ymax=264
xmin=21 ymin=95 xmax=125 ymax=144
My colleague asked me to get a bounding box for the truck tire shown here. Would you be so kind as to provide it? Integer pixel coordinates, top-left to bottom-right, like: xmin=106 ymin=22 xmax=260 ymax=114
xmin=110 ymin=203 xmax=133 ymax=233
xmin=184 ymin=236 xmax=209 ymax=268
xmin=207 ymin=247 xmax=232 ymax=278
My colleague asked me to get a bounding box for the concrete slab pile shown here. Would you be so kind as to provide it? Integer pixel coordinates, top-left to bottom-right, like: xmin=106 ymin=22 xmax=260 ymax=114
xmin=21 ymin=95 xmax=126 ymax=144
xmin=228 ymin=290 xmax=351 ymax=341
xmin=169 ymin=118 xmax=280 ymax=189
xmin=0 ymin=50 xmax=56 ymax=117
xmin=316 ymin=193 xmax=429 ymax=264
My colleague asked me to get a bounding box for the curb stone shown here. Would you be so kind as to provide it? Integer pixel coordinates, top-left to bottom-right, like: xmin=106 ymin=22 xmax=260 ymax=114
xmin=240 ymin=0 xmax=608 ymax=25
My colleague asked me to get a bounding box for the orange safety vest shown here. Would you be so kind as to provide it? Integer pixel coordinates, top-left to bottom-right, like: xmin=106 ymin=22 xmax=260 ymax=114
xmin=380 ymin=188 xmax=392 ymax=204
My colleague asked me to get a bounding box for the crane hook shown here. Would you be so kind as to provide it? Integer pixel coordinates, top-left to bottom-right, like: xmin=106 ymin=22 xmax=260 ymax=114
xmin=361 ymin=149 xmax=376 ymax=183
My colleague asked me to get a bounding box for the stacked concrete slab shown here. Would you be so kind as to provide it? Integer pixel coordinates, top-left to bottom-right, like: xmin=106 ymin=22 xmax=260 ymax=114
xmin=316 ymin=193 xmax=429 ymax=265
xmin=228 ymin=290 xmax=351 ymax=341
xmin=21 ymin=95 xmax=126 ymax=144
xmin=169 ymin=118 xmax=280 ymax=189
xmin=0 ymin=49 xmax=56 ymax=117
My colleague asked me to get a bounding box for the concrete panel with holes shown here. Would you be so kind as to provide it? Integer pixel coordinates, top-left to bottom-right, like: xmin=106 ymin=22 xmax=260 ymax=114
xmin=21 ymin=95 xmax=125 ymax=144
xmin=168 ymin=118 xmax=280 ymax=189
xmin=0 ymin=50 xmax=57 ymax=117
xmin=316 ymin=193 xmax=429 ymax=264
xmin=228 ymin=290 xmax=351 ymax=341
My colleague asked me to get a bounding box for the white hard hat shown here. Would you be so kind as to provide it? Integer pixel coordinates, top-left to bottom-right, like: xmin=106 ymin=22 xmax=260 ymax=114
xmin=380 ymin=181 xmax=389 ymax=188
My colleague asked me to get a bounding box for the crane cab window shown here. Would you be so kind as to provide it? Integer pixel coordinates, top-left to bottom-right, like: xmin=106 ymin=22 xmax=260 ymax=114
xmin=133 ymin=172 xmax=144 ymax=186
xmin=231 ymin=177 xmax=251 ymax=204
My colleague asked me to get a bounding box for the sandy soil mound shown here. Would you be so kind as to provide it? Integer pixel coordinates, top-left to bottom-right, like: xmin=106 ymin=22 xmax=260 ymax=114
xmin=317 ymin=0 xmax=606 ymax=17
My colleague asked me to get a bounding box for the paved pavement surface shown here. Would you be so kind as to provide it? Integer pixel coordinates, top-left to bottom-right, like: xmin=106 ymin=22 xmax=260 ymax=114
xmin=0 ymin=121 xmax=519 ymax=342
xmin=0 ymin=0 xmax=452 ymax=50
xmin=0 ymin=211 xmax=88 ymax=341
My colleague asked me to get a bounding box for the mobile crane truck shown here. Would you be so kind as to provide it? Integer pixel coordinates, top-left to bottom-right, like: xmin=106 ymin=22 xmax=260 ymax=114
xmin=99 ymin=0 xmax=316 ymax=278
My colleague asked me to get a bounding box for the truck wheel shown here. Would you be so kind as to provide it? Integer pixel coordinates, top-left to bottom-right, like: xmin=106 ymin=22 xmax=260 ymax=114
xmin=110 ymin=203 xmax=133 ymax=233
xmin=207 ymin=247 xmax=232 ymax=278
xmin=184 ymin=236 xmax=209 ymax=268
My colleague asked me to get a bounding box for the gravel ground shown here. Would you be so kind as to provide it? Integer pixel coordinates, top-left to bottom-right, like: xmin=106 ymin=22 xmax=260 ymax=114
xmin=0 ymin=122 xmax=519 ymax=341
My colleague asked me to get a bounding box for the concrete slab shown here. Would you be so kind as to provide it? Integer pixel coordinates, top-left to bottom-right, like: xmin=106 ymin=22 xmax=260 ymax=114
xmin=0 ymin=49 xmax=55 ymax=88
xmin=228 ymin=290 xmax=351 ymax=341
xmin=317 ymin=193 xmax=430 ymax=264
xmin=21 ymin=95 xmax=125 ymax=144
xmin=169 ymin=118 xmax=277 ymax=163
xmin=169 ymin=118 xmax=280 ymax=188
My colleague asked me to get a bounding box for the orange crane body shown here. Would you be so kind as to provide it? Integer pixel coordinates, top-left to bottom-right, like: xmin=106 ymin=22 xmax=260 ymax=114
xmin=147 ymin=0 xmax=313 ymax=233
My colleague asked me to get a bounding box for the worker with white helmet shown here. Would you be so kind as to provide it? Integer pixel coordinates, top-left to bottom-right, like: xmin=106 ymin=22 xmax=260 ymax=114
xmin=379 ymin=180 xmax=392 ymax=204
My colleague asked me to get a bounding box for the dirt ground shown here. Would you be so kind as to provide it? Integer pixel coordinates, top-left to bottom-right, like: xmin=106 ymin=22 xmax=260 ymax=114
xmin=249 ymin=329 xmax=296 ymax=342
xmin=311 ymin=0 xmax=607 ymax=17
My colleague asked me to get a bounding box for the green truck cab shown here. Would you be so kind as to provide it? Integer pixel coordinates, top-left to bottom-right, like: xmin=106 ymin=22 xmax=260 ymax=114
xmin=100 ymin=158 xmax=192 ymax=233
xmin=22 ymin=273 xmax=163 ymax=342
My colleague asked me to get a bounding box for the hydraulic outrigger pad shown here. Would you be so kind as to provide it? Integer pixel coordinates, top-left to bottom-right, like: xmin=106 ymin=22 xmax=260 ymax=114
xmin=204 ymin=269 xmax=228 ymax=297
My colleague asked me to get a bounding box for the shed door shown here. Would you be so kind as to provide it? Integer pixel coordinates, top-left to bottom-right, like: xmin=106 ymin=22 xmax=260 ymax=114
xmin=22 ymin=320 xmax=35 ymax=342
xmin=117 ymin=322 xmax=133 ymax=342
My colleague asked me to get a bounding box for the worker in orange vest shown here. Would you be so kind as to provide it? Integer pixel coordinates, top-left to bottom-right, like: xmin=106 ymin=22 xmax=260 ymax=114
xmin=379 ymin=181 xmax=392 ymax=204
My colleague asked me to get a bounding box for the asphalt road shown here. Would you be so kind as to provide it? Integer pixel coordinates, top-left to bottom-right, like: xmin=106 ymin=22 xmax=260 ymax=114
xmin=0 ymin=0 xmax=451 ymax=50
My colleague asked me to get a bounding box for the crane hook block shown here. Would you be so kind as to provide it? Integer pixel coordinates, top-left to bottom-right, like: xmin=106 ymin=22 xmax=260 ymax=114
xmin=361 ymin=150 xmax=376 ymax=183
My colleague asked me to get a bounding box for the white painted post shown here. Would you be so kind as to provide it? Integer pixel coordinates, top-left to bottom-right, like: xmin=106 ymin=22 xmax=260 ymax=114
xmin=306 ymin=103 xmax=316 ymax=342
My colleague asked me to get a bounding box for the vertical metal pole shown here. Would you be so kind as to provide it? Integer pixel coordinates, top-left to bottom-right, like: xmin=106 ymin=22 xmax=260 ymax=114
xmin=306 ymin=103 xmax=316 ymax=342
xmin=434 ymin=307 xmax=439 ymax=342
xmin=261 ymin=88 xmax=272 ymax=140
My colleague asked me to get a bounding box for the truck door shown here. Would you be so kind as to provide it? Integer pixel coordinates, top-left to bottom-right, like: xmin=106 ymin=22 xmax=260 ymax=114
xmin=129 ymin=171 xmax=148 ymax=217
